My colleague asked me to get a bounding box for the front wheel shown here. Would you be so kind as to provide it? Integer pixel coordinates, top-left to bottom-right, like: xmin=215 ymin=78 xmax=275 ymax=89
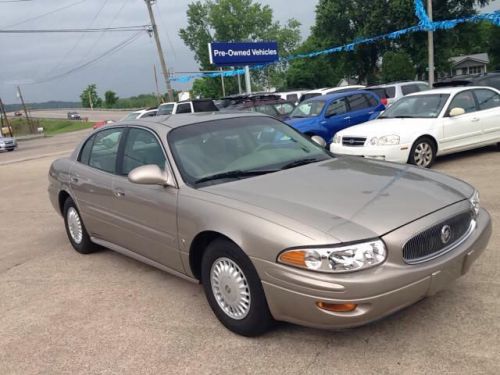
xmin=409 ymin=137 xmax=436 ymax=168
xmin=201 ymin=238 xmax=274 ymax=336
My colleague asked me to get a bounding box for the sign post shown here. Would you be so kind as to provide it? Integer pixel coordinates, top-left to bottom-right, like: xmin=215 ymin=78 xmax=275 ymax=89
xmin=208 ymin=41 xmax=279 ymax=95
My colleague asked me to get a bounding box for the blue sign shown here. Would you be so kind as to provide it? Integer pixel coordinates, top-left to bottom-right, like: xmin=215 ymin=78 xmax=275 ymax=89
xmin=208 ymin=41 xmax=279 ymax=66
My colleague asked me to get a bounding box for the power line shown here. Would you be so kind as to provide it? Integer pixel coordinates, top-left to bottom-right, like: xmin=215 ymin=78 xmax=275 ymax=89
xmin=31 ymin=31 xmax=145 ymax=84
xmin=0 ymin=0 xmax=33 ymax=3
xmin=1 ymin=0 xmax=86 ymax=28
xmin=0 ymin=25 xmax=151 ymax=33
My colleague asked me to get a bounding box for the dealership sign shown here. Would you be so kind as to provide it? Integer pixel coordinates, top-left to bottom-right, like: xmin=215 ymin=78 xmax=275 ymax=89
xmin=208 ymin=41 xmax=279 ymax=66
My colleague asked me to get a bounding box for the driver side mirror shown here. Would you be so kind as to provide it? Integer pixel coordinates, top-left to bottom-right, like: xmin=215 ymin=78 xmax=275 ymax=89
xmin=311 ymin=135 xmax=327 ymax=148
xmin=128 ymin=164 xmax=175 ymax=187
xmin=449 ymin=107 xmax=465 ymax=117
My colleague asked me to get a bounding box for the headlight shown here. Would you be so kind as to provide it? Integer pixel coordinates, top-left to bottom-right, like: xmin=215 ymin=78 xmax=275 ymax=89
xmin=369 ymin=135 xmax=400 ymax=146
xmin=278 ymin=239 xmax=387 ymax=273
xmin=470 ymin=190 xmax=480 ymax=217
xmin=332 ymin=134 xmax=341 ymax=144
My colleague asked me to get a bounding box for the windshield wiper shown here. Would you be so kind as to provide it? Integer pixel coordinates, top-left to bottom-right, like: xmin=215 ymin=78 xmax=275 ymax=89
xmin=281 ymin=157 xmax=323 ymax=170
xmin=194 ymin=169 xmax=277 ymax=184
xmin=393 ymin=115 xmax=415 ymax=118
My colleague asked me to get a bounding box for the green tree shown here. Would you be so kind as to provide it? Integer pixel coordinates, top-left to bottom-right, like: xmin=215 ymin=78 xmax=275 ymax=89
xmin=179 ymin=0 xmax=301 ymax=97
xmin=289 ymin=0 xmax=491 ymax=86
xmin=80 ymin=84 xmax=102 ymax=108
xmin=381 ymin=51 xmax=416 ymax=82
xmin=104 ymin=90 xmax=119 ymax=108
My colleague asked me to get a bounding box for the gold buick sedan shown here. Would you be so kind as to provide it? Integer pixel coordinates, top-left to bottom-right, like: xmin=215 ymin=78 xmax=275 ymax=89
xmin=48 ymin=113 xmax=491 ymax=336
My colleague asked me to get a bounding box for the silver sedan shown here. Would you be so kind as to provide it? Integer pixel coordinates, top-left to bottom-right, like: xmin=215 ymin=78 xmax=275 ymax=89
xmin=48 ymin=113 xmax=491 ymax=336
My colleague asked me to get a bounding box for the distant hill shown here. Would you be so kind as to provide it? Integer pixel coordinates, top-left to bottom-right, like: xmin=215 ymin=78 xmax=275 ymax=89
xmin=4 ymin=101 xmax=81 ymax=112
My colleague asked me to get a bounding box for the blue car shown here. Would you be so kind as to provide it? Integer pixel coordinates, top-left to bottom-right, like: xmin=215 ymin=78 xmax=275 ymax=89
xmin=285 ymin=90 xmax=385 ymax=143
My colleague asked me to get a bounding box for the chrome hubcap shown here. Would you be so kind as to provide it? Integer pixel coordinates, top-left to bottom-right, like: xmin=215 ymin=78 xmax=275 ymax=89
xmin=67 ymin=207 xmax=83 ymax=244
xmin=210 ymin=257 xmax=251 ymax=320
xmin=414 ymin=142 xmax=433 ymax=167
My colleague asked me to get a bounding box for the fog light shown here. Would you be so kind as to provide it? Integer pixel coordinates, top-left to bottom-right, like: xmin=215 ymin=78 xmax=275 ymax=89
xmin=316 ymin=301 xmax=357 ymax=312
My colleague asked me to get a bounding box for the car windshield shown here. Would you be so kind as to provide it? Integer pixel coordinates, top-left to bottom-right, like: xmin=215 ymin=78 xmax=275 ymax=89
xmin=168 ymin=116 xmax=331 ymax=186
xmin=122 ymin=112 xmax=139 ymax=121
xmin=379 ymin=94 xmax=450 ymax=119
xmin=290 ymin=101 xmax=326 ymax=118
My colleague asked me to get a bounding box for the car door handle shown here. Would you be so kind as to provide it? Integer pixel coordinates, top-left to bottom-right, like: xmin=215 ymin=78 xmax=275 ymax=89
xmin=343 ymin=116 xmax=351 ymax=120
xmin=368 ymin=111 xmax=374 ymax=114
xmin=113 ymin=189 xmax=125 ymax=198
xmin=471 ymin=117 xmax=480 ymax=122
xmin=70 ymin=176 xmax=79 ymax=183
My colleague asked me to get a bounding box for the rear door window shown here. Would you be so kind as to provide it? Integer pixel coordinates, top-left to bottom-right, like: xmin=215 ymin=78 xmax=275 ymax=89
xmin=325 ymin=98 xmax=348 ymax=116
xmin=474 ymin=89 xmax=500 ymax=110
xmin=88 ymin=128 xmax=124 ymax=174
xmin=401 ymin=84 xmax=420 ymax=96
xmin=347 ymin=94 xmax=370 ymax=111
xmin=176 ymin=103 xmax=192 ymax=114
xmin=79 ymin=135 xmax=95 ymax=165
xmin=364 ymin=94 xmax=378 ymax=107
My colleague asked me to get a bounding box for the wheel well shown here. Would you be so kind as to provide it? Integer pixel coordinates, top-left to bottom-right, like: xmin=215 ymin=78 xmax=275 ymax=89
xmin=189 ymin=231 xmax=234 ymax=281
xmin=414 ymin=135 xmax=438 ymax=153
xmin=58 ymin=190 xmax=71 ymax=215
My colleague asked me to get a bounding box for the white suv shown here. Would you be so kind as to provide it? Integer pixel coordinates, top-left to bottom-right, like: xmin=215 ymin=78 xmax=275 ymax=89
xmin=366 ymin=81 xmax=429 ymax=107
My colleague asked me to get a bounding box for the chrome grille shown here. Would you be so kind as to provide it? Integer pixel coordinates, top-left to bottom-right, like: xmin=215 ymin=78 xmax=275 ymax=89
xmin=403 ymin=211 xmax=474 ymax=263
xmin=342 ymin=136 xmax=366 ymax=147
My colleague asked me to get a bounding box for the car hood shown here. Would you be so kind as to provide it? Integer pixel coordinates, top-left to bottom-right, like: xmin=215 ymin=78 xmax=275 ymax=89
xmin=0 ymin=137 xmax=15 ymax=142
xmin=338 ymin=118 xmax=434 ymax=136
xmin=203 ymin=157 xmax=473 ymax=242
xmin=285 ymin=116 xmax=319 ymax=129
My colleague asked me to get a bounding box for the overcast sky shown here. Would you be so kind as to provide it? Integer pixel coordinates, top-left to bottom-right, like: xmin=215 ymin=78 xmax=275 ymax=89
xmin=0 ymin=0 xmax=498 ymax=104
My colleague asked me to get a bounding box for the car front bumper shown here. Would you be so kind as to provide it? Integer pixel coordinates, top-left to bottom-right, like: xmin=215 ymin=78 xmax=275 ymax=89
xmin=0 ymin=144 xmax=16 ymax=151
xmin=330 ymin=143 xmax=410 ymax=164
xmin=253 ymin=207 xmax=491 ymax=330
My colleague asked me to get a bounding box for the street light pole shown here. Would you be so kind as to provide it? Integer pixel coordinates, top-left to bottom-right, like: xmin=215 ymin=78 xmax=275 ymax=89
xmin=144 ymin=0 xmax=174 ymax=102
xmin=427 ymin=0 xmax=435 ymax=87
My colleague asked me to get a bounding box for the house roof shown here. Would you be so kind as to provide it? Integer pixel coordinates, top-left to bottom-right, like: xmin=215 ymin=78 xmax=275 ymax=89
xmin=450 ymin=53 xmax=489 ymax=66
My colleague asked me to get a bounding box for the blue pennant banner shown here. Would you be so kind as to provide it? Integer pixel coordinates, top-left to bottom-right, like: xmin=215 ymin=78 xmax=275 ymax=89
xmin=171 ymin=0 xmax=500 ymax=83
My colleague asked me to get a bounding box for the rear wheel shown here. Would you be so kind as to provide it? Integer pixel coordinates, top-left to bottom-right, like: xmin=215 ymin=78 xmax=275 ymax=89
xmin=63 ymin=197 xmax=98 ymax=254
xmin=201 ymin=238 xmax=274 ymax=336
xmin=409 ymin=137 xmax=436 ymax=168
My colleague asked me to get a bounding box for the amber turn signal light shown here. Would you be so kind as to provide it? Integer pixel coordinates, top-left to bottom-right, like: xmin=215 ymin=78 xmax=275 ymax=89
xmin=316 ymin=301 xmax=357 ymax=312
xmin=278 ymin=250 xmax=306 ymax=267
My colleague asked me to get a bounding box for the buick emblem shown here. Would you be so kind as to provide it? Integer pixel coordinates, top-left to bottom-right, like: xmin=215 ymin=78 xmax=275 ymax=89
xmin=349 ymin=139 xmax=355 ymax=144
xmin=441 ymin=225 xmax=452 ymax=244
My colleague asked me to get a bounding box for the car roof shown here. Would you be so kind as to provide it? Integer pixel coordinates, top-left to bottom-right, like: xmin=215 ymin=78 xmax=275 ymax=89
xmin=368 ymin=81 xmax=428 ymax=89
xmin=407 ymin=86 xmax=497 ymax=96
xmin=116 ymin=112 xmax=269 ymax=130
xmin=305 ymin=89 xmax=375 ymax=101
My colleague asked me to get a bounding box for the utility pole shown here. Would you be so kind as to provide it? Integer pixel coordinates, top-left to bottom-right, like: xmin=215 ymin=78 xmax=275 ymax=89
xmin=219 ymin=67 xmax=226 ymax=97
xmin=88 ymin=91 xmax=94 ymax=111
xmin=153 ymin=64 xmax=163 ymax=105
xmin=0 ymin=97 xmax=14 ymax=137
xmin=244 ymin=65 xmax=252 ymax=94
xmin=17 ymin=86 xmax=34 ymax=134
xmin=144 ymin=0 xmax=174 ymax=102
xmin=427 ymin=0 xmax=435 ymax=87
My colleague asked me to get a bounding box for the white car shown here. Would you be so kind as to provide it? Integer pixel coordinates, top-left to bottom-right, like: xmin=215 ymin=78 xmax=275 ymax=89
xmin=121 ymin=108 xmax=158 ymax=121
xmin=330 ymin=86 xmax=500 ymax=168
xmin=365 ymin=81 xmax=429 ymax=107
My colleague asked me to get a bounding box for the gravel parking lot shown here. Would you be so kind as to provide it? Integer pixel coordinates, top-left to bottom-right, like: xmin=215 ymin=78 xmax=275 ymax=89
xmin=0 ymin=132 xmax=499 ymax=374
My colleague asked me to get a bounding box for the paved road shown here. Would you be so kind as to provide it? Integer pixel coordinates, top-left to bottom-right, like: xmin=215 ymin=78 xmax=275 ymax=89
xmin=0 ymin=135 xmax=499 ymax=374
xmin=26 ymin=109 xmax=131 ymax=122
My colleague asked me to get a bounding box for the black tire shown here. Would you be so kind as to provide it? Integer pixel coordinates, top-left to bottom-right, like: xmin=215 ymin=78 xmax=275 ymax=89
xmin=63 ymin=197 xmax=98 ymax=254
xmin=7 ymin=149 xmax=15 ymax=152
xmin=201 ymin=238 xmax=274 ymax=336
xmin=408 ymin=137 xmax=436 ymax=168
